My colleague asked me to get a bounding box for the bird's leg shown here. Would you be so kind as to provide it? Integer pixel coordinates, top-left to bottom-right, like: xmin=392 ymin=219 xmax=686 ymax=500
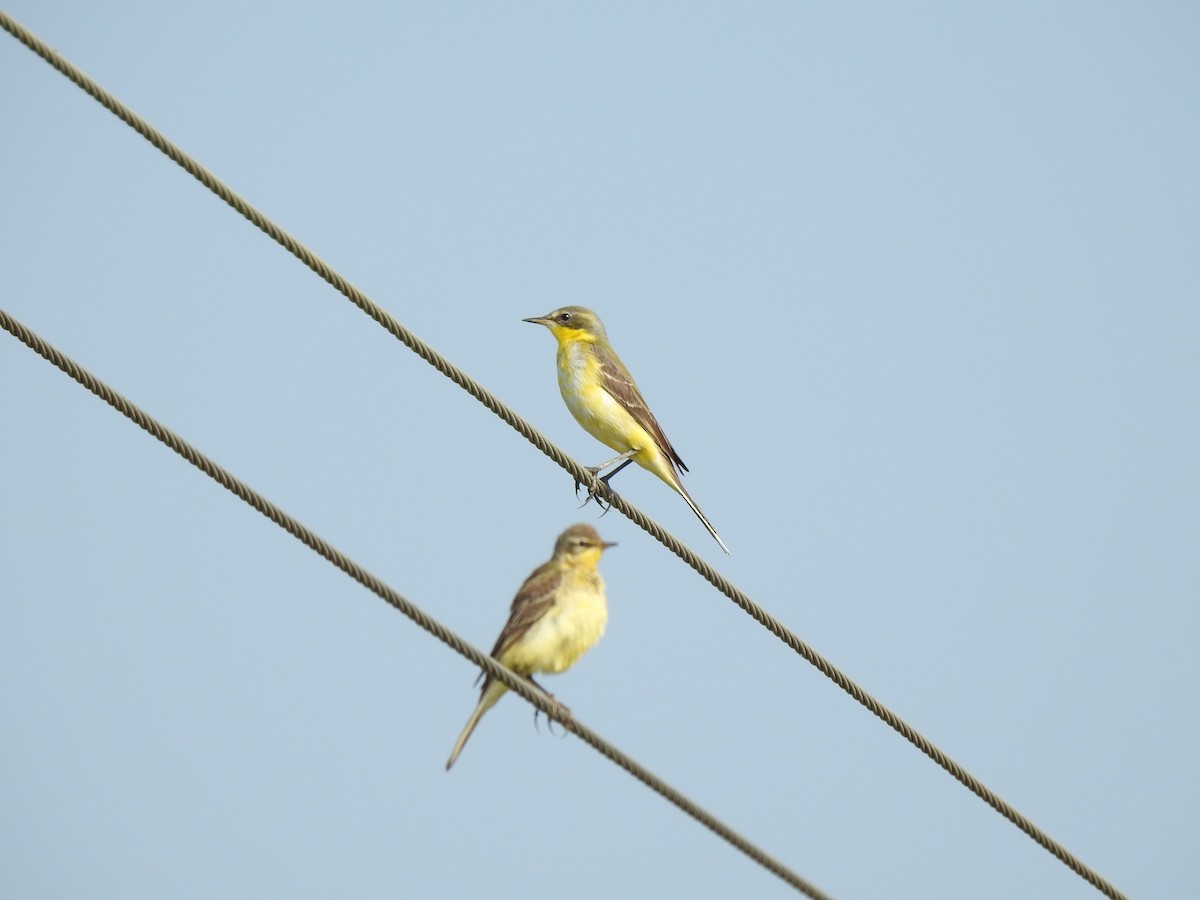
xmin=575 ymin=451 xmax=638 ymax=509
xmin=598 ymin=458 xmax=634 ymax=488
xmin=529 ymin=677 xmax=573 ymax=735
xmin=574 ymin=450 xmax=638 ymax=497
xmin=587 ymin=459 xmax=635 ymax=515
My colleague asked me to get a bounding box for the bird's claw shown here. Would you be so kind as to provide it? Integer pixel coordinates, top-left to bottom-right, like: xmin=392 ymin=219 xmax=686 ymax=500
xmin=543 ymin=701 xmax=573 ymax=737
xmin=574 ymin=469 xmax=614 ymax=512
xmin=578 ymin=487 xmax=613 ymax=513
xmin=574 ymin=477 xmax=595 ymax=508
xmin=532 ymin=688 xmax=572 ymax=736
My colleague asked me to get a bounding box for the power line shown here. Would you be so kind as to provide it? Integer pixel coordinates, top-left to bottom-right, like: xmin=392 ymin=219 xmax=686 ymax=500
xmin=0 ymin=305 xmax=833 ymax=900
xmin=0 ymin=13 xmax=1127 ymax=899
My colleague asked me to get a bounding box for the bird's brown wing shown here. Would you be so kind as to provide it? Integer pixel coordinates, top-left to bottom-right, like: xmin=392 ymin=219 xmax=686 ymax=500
xmin=490 ymin=561 xmax=563 ymax=662
xmin=594 ymin=341 xmax=689 ymax=473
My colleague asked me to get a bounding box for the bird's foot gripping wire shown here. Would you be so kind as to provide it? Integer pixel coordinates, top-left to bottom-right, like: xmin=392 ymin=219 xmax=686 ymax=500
xmin=574 ymin=453 xmax=637 ymax=512
xmin=576 ymin=472 xmax=617 ymax=513
xmin=530 ymin=678 xmax=573 ymax=736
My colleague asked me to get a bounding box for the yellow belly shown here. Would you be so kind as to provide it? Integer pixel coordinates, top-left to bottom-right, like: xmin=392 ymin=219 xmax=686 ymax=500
xmin=500 ymin=574 xmax=608 ymax=676
xmin=556 ymin=342 xmax=651 ymax=457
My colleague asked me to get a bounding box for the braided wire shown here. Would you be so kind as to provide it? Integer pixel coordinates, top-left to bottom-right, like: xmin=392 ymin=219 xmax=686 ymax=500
xmin=1 ymin=13 xmax=1126 ymax=899
xmin=0 ymin=306 xmax=831 ymax=900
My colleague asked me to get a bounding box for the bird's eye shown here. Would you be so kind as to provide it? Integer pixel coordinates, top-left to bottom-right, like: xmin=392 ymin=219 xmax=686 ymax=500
xmin=558 ymin=312 xmax=572 ymax=323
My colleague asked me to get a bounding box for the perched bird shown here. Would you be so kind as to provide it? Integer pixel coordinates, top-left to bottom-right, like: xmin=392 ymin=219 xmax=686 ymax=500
xmin=524 ymin=306 xmax=730 ymax=555
xmin=445 ymin=524 xmax=615 ymax=770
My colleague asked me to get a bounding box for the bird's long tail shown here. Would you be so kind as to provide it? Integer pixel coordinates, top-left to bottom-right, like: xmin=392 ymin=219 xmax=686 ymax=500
xmin=445 ymin=680 xmax=506 ymax=770
xmin=672 ymin=478 xmax=730 ymax=555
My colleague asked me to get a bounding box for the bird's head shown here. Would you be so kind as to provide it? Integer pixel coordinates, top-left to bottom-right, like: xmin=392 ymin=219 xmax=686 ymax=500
xmin=553 ymin=523 xmax=617 ymax=567
xmin=523 ymin=306 xmax=608 ymax=344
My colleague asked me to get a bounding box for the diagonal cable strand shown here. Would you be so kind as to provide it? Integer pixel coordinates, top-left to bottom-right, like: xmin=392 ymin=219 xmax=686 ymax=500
xmin=0 ymin=14 xmax=1126 ymax=899
xmin=0 ymin=306 xmax=832 ymax=900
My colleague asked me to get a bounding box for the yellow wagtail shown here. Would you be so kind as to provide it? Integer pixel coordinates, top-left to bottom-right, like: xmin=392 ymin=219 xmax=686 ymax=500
xmin=523 ymin=306 xmax=730 ymax=555
xmin=445 ymin=523 xmax=615 ymax=770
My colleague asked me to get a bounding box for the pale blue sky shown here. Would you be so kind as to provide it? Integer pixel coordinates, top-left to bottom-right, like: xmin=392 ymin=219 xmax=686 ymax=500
xmin=2 ymin=4 xmax=1197 ymax=898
